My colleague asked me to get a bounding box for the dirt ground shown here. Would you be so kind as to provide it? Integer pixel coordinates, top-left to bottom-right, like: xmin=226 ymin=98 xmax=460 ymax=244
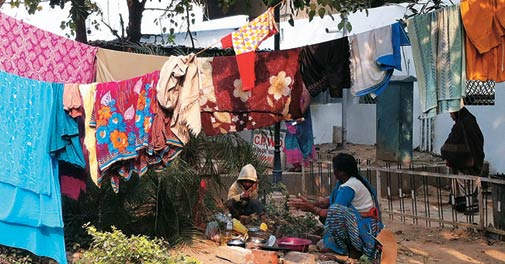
xmin=175 ymin=144 xmax=505 ymax=263
xmin=175 ymin=217 xmax=505 ymax=264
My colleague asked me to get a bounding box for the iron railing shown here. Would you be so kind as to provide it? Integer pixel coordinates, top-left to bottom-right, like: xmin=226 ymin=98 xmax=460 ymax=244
xmin=302 ymin=159 xmax=505 ymax=238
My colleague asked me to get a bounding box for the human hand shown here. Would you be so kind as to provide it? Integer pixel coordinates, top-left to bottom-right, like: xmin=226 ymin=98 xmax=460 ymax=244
xmin=241 ymin=191 xmax=250 ymax=199
xmin=287 ymin=196 xmax=315 ymax=213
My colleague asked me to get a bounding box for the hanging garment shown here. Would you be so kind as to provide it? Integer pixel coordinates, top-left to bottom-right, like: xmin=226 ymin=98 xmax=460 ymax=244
xmin=80 ymin=84 xmax=100 ymax=186
xmin=407 ymin=5 xmax=466 ymax=118
xmin=220 ymin=8 xmax=278 ymax=91
xmin=350 ymin=22 xmax=410 ymax=97
xmin=0 ymin=12 xmax=97 ymax=83
xmin=146 ymin=100 xmax=184 ymax=170
xmin=299 ymin=38 xmax=351 ymax=98
xmin=283 ymin=108 xmax=316 ymax=169
xmin=0 ymin=159 xmax=67 ymax=264
xmin=95 ymin=48 xmax=170 ymax=82
xmin=92 ymin=72 xmax=159 ymax=192
xmin=0 ymin=71 xmax=54 ymax=194
xmin=198 ymin=48 xmax=304 ymax=136
xmin=157 ymin=54 xmax=201 ymax=145
xmin=461 ymin=0 xmax=505 ymax=82
xmin=0 ymin=71 xmax=67 ymax=264
xmin=59 ymin=164 xmax=86 ymax=201
xmin=63 ymin=83 xmax=84 ymax=118
xmin=50 ymin=83 xmax=86 ymax=169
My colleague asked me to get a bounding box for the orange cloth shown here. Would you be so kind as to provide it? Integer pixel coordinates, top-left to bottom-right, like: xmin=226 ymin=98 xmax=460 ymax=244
xmin=461 ymin=0 xmax=505 ymax=81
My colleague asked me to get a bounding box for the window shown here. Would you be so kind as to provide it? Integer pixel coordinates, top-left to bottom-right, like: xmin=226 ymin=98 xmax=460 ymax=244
xmin=464 ymin=80 xmax=495 ymax=105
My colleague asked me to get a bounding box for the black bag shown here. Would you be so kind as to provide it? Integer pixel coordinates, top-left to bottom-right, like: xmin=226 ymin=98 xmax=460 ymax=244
xmin=441 ymin=124 xmax=475 ymax=169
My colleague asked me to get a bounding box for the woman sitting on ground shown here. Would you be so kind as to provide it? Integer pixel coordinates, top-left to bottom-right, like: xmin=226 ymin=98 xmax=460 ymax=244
xmin=288 ymin=153 xmax=383 ymax=261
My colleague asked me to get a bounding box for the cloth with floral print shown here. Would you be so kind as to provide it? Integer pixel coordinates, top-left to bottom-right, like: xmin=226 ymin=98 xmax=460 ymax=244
xmin=91 ymin=72 xmax=159 ymax=192
xmin=198 ymin=49 xmax=304 ymax=136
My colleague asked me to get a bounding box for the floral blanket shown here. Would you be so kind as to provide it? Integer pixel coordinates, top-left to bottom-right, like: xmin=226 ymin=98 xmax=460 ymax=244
xmin=92 ymin=72 xmax=159 ymax=191
xmin=198 ymin=49 xmax=304 ymax=135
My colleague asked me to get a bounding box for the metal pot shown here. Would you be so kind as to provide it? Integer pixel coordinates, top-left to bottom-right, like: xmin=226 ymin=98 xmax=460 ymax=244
xmin=249 ymin=237 xmax=267 ymax=245
xmin=227 ymin=239 xmax=246 ymax=248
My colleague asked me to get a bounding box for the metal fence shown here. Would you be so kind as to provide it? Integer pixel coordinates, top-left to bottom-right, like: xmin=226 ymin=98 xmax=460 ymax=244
xmin=303 ymin=159 xmax=505 ymax=238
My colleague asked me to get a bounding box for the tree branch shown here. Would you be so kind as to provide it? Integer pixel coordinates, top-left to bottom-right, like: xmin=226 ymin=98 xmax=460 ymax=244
xmin=186 ymin=5 xmax=194 ymax=49
xmin=144 ymin=7 xmax=178 ymax=12
xmin=100 ymin=18 xmax=122 ymax=40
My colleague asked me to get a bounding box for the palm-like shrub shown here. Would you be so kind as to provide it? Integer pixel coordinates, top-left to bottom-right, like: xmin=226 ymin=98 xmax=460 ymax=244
xmin=63 ymin=132 xmax=271 ymax=248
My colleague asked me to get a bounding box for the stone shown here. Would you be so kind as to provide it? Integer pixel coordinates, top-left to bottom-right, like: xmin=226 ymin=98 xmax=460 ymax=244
xmin=216 ymin=246 xmax=254 ymax=264
xmin=283 ymin=251 xmax=317 ymax=264
xmin=251 ymin=249 xmax=279 ymax=264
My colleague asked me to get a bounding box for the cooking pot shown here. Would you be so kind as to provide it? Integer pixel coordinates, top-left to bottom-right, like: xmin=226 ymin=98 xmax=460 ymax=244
xmin=276 ymin=237 xmax=312 ymax=252
xmin=227 ymin=239 xmax=246 ymax=248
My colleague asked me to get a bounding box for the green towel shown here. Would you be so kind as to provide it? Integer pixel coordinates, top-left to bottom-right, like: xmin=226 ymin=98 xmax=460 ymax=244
xmin=407 ymin=4 xmax=466 ymax=118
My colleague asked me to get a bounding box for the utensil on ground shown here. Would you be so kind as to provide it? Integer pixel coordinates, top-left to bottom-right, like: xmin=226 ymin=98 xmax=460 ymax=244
xmin=276 ymin=237 xmax=312 ymax=252
xmin=227 ymin=239 xmax=246 ymax=248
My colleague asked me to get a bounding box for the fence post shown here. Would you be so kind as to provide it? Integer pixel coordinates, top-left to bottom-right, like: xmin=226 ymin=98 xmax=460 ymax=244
xmin=301 ymin=164 xmax=306 ymax=195
xmin=478 ymin=179 xmax=484 ymax=231
xmin=376 ymin=169 xmax=382 ymax=200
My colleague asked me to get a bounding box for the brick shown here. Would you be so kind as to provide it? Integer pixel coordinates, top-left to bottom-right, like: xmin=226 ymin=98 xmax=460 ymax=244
xmin=216 ymin=245 xmax=254 ymax=264
xmin=283 ymin=251 xmax=317 ymax=264
xmin=251 ymin=249 xmax=279 ymax=264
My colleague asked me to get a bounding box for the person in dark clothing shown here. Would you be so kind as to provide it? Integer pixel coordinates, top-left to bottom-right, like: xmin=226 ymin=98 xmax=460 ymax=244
xmin=441 ymin=107 xmax=484 ymax=213
xmin=226 ymin=164 xmax=267 ymax=223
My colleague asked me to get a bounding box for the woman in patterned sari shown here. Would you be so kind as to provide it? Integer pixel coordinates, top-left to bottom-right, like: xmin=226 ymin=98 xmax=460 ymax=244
xmin=288 ymin=153 xmax=383 ymax=262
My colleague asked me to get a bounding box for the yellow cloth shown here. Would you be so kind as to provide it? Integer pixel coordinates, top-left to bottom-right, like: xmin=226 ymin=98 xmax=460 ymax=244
xmin=95 ymin=48 xmax=169 ymax=82
xmin=461 ymin=0 xmax=505 ymax=81
xmin=79 ymin=83 xmax=100 ymax=186
xmin=156 ymin=54 xmax=201 ymax=145
xmin=231 ymin=8 xmax=278 ymax=55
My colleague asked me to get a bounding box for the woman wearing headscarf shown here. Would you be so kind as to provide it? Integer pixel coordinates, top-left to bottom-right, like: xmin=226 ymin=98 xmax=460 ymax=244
xmin=441 ymin=107 xmax=485 ymax=213
xmin=288 ymin=153 xmax=383 ymax=262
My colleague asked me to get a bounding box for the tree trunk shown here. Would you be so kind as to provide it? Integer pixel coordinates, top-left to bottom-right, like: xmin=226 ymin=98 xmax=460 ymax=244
xmin=75 ymin=10 xmax=88 ymax=43
xmin=0 ymin=0 xmax=5 ymax=8
xmin=127 ymin=0 xmax=146 ymax=43
xmin=71 ymin=0 xmax=89 ymax=43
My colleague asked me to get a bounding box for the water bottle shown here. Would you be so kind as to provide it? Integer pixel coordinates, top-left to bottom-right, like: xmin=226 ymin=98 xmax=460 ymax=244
xmin=225 ymin=213 xmax=233 ymax=240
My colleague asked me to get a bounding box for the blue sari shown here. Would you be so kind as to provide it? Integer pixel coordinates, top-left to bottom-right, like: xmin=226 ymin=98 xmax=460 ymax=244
xmin=323 ymin=175 xmax=383 ymax=259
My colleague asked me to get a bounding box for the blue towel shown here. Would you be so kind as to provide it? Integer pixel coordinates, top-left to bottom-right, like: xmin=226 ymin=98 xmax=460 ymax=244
xmin=0 ymin=71 xmax=67 ymax=264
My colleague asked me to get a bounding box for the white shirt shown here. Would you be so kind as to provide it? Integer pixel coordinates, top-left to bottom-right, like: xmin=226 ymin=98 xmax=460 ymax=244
xmin=340 ymin=177 xmax=374 ymax=213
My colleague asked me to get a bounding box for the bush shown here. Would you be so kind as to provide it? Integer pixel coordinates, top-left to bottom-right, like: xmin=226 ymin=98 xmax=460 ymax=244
xmin=76 ymin=224 xmax=199 ymax=264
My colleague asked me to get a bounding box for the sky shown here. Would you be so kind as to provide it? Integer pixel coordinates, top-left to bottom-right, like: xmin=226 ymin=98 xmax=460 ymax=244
xmin=0 ymin=0 xmax=208 ymax=40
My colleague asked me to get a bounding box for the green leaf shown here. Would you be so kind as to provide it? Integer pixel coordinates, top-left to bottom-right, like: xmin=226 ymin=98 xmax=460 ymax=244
xmin=337 ymin=20 xmax=345 ymax=30
xmin=346 ymin=22 xmax=352 ymax=33
xmin=318 ymin=8 xmax=325 ymax=19
xmin=308 ymin=10 xmax=316 ymax=22
xmin=288 ymin=17 xmax=294 ymax=27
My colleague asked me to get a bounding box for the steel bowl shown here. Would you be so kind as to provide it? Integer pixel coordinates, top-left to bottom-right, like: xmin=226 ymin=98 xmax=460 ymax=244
xmin=249 ymin=237 xmax=267 ymax=245
xmin=227 ymin=239 xmax=246 ymax=248
xmin=276 ymin=237 xmax=312 ymax=252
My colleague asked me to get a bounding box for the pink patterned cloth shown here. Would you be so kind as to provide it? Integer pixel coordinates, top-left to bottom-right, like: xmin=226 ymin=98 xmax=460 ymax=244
xmin=0 ymin=12 xmax=98 ymax=83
